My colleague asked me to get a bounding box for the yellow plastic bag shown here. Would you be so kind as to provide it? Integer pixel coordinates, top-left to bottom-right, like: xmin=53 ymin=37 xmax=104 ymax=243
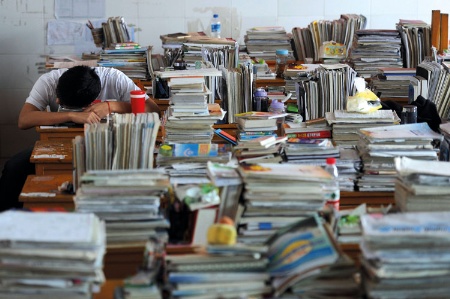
xmin=347 ymin=77 xmax=381 ymax=113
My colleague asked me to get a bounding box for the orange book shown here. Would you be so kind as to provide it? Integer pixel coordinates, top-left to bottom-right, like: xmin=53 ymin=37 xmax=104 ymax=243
xmin=440 ymin=13 xmax=449 ymax=54
xmin=431 ymin=10 xmax=441 ymax=49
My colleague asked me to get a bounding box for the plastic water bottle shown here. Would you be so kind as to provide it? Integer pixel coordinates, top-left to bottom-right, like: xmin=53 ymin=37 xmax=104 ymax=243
xmin=324 ymin=157 xmax=340 ymax=211
xmin=210 ymin=14 xmax=221 ymax=38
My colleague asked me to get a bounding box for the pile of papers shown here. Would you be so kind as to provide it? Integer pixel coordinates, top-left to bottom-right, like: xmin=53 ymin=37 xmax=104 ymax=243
xmin=394 ymin=157 xmax=450 ymax=212
xmin=75 ymin=169 xmax=170 ymax=248
xmin=0 ymin=211 xmax=106 ymax=299
xmin=360 ymin=211 xmax=450 ymax=298
xmin=356 ymin=123 xmax=442 ymax=191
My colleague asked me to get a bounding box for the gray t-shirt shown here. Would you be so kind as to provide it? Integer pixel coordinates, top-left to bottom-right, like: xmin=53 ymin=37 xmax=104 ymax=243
xmin=25 ymin=67 xmax=144 ymax=112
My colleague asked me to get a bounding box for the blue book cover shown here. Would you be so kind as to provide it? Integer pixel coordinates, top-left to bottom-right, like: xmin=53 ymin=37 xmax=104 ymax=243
xmin=172 ymin=143 xmax=231 ymax=157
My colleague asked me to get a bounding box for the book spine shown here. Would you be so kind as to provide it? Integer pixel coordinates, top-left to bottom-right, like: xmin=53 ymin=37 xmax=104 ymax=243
xmin=286 ymin=131 xmax=331 ymax=139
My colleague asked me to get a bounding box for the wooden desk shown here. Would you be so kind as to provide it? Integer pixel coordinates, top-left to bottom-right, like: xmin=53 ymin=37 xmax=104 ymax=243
xmin=36 ymin=126 xmax=84 ymax=141
xmin=340 ymin=191 xmax=395 ymax=210
xmin=19 ymin=173 xmax=74 ymax=210
xmin=103 ymin=246 xmax=146 ymax=279
xmin=94 ymin=279 xmax=123 ymax=299
xmin=30 ymin=140 xmax=73 ymax=175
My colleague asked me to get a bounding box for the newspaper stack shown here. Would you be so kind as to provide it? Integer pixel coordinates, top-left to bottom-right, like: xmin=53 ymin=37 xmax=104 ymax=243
xmin=360 ymin=211 xmax=450 ymax=298
xmin=75 ymin=169 xmax=170 ymax=248
xmin=356 ymin=123 xmax=442 ymax=192
xmin=0 ymin=211 xmax=106 ymax=299
xmin=394 ymin=157 xmax=450 ymax=212
xmin=237 ymin=163 xmax=332 ymax=245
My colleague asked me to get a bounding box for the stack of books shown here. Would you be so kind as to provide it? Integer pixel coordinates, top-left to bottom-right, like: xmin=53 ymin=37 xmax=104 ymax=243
xmin=285 ymin=146 xmax=360 ymax=192
xmin=74 ymin=169 xmax=170 ymax=248
xmin=244 ymin=26 xmax=293 ymax=61
xmin=370 ymin=67 xmax=416 ymax=99
xmin=283 ymin=138 xmax=338 ymax=162
xmin=347 ymin=29 xmax=403 ymax=78
xmin=155 ymin=143 xmax=232 ymax=185
xmin=296 ymin=64 xmax=357 ymax=121
xmin=356 ymin=123 xmax=442 ymax=192
xmin=0 ymin=211 xmax=106 ymax=299
xmin=326 ymin=109 xmax=400 ymax=147
xmin=165 ymin=245 xmax=271 ymax=298
xmin=360 ymin=211 xmax=450 ymax=298
xmin=99 ymin=46 xmax=152 ymax=80
xmin=236 ymin=163 xmax=333 ymax=245
xmin=233 ymin=112 xmax=287 ymax=163
xmin=266 ymin=215 xmax=343 ymax=298
xmin=396 ymin=19 xmax=431 ymax=68
xmin=394 ymin=157 xmax=450 ymax=212
xmin=440 ymin=122 xmax=450 ymax=161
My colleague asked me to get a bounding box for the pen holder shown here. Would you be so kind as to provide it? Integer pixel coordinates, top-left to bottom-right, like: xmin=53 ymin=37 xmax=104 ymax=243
xmin=91 ymin=28 xmax=104 ymax=47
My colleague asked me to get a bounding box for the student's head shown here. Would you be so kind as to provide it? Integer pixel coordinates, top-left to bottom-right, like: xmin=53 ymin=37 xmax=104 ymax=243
xmin=56 ymin=65 xmax=101 ymax=108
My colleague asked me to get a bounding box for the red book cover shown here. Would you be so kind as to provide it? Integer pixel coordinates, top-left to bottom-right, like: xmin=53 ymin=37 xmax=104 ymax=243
xmin=286 ymin=130 xmax=332 ymax=139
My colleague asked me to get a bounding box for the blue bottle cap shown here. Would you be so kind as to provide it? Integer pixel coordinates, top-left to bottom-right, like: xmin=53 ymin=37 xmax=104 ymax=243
xmin=270 ymin=99 xmax=284 ymax=109
xmin=276 ymin=49 xmax=289 ymax=55
xmin=254 ymin=88 xmax=267 ymax=97
xmin=213 ymin=14 xmax=219 ymax=18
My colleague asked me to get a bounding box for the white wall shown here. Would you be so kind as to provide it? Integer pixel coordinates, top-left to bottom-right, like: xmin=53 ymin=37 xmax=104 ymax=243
xmin=1 ymin=0 xmax=450 ymax=170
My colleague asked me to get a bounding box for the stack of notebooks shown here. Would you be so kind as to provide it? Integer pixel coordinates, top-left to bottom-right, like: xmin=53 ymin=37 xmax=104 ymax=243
xmin=326 ymin=109 xmax=400 ymax=147
xmin=0 ymin=211 xmax=106 ymax=299
xmin=347 ymin=29 xmax=403 ymax=78
xmin=244 ymin=26 xmax=293 ymax=61
xmin=360 ymin=211 xmax=450 ymax=298
xmin=74 ymin=169 xmax=170 ymax=248
xmin=237 ymin=163 xmax=333 ymax=245
xmin=165 ymin=245 xmax=271 ymax=298
xmin=356 ymin=123 xmax=442 ymax=192
xmin=394 ymin=157 xmax=450 ymax=212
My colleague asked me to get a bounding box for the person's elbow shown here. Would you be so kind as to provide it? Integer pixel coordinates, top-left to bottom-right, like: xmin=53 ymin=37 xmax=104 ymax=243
xmin=18 ymin=118 xmax=32 ymax=130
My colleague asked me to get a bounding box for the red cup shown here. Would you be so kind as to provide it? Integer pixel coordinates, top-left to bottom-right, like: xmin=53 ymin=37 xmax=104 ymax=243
xmin=130 ymin=90 xmax=146 ymax=114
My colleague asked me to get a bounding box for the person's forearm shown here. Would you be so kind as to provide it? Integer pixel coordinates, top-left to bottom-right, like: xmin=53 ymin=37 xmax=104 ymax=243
xmin=108 ymin=101 xmax=132 ymax=114
xmin=18 ymin=111 xmax=74 ymax=130
xmin=145 ymin=99 xmax=161 ymax=116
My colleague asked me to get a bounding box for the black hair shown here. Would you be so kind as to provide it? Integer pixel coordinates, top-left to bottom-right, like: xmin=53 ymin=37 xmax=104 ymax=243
xmin=56 ymin=65 xmax=101 ymax=108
